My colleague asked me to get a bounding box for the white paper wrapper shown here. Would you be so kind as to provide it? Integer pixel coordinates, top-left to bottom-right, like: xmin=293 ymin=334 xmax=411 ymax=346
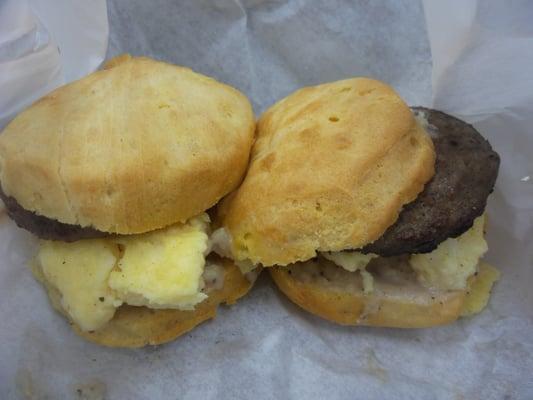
xmin=1 ymin=1 xmax=532 ymax=399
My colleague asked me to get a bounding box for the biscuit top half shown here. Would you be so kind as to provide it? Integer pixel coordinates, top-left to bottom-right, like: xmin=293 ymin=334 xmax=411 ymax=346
xmin=219 ymin=78 xmax=435 ymax=266
xmin=0 ymin=55 xmax=255 ymax=234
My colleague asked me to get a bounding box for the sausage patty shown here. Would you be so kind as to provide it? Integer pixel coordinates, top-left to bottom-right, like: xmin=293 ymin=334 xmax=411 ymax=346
xmin=361 ymin=107 xmax=500 ymax=256
xmin=0 ymin=186 xmax=108 ymax=241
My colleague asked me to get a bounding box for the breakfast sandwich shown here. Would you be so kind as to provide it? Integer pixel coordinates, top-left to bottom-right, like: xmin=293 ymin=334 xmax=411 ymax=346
xmin=0 ymin=55 xmax=259 ymax=347
xmin=215 ymin=78 xmax=500 ymax=328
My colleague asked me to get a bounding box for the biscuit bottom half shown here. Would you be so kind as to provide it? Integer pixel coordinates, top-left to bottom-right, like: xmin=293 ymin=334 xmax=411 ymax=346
xmin=270 ymin=256 xmax=499 ymax=328
xmin=33 ymin=258 xmax=256 ymax=348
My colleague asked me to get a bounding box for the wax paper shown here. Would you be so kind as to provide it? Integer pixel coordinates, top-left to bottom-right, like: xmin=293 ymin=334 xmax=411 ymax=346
xmin=1 ymin=1 xmax=532 ymax=399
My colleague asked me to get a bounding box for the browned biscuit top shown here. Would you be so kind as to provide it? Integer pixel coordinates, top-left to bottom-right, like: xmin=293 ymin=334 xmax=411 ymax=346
xmin=0 ymin=55 xmax=255 ymax=235
xmin=219 ymin=78 xmax=436 ymax=266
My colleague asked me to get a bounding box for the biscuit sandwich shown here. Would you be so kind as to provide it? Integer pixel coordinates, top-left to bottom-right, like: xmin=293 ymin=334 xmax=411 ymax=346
xmin=215 ymin=78 xmax=500 ymax=328
xmin=0 ymin=55 xmax=259 ymax=347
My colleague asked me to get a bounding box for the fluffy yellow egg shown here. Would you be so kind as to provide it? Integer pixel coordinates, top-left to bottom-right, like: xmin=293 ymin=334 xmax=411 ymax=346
xmin=34 ymin=213 xmax=211 ymax=332
xmin=410 ymin=214 xmax=487 ymax=291
xmin=108 ymin=214 xmax=209 ymax=309
xmin=36 ymin=240 xmax=122 ymax=331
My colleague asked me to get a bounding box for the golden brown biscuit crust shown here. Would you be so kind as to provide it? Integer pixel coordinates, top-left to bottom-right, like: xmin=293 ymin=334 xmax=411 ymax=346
xmin=220 ymin=78 xmax=435 ymax=266
xmin=0 ymin=55 xmax=255 ymax=234
xmin=270 ymin=258 xmax=498 ymax=328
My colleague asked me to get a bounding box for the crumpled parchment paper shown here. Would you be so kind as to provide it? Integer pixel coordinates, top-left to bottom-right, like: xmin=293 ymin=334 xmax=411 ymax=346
xmin=0 ymin=1 xmax=532 ymax=399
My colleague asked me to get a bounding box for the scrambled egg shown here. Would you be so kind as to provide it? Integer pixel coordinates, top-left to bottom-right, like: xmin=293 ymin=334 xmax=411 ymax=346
xmin=460 ymin=262 xmax=500 ymax=316
xmin=36 ymin=240 xmax=122 ymax=331
xmin=35 ymin=214 xmax=211 ymax=331
xmin=410 ymin=215 xmax=487 ymax=291
xmin=108 ymin=215 xmax=209 ymax=309
xmin=321 ymin=251 xmax=377 ymax=293
xmin=325 ymin=214 xmax=487 ymax=293
xmin=210 ymin=227 xmax=257 ymax=274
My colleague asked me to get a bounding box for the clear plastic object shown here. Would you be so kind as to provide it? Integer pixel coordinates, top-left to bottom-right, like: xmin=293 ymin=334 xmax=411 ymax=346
xmin=0 ymin=0 xmax=108 ymax=129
